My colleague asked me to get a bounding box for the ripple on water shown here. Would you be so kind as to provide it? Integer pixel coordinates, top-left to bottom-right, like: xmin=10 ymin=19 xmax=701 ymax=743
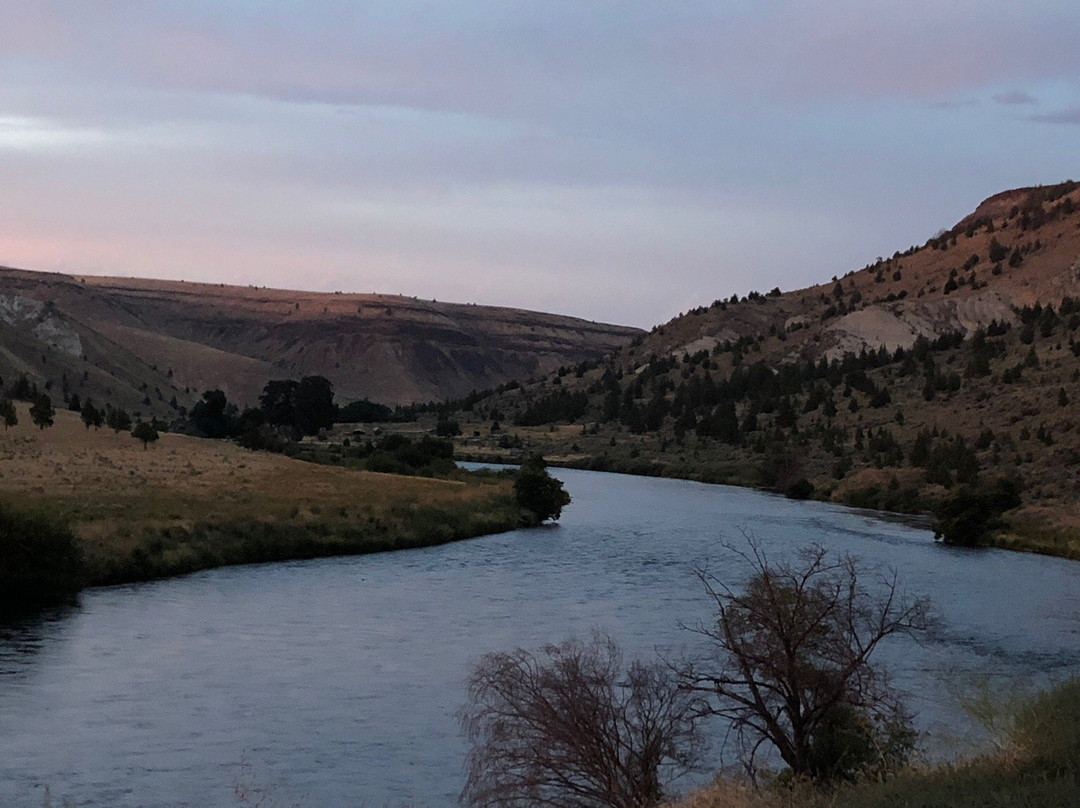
xmin=1 ymin=468 xmax=1079 ymax=807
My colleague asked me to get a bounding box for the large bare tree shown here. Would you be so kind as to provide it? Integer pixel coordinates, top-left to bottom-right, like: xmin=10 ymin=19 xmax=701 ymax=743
xmin=680 ymin=541 xmax=933 ymax=782
xmin=460 ymin=633 xmax=703 ymax=808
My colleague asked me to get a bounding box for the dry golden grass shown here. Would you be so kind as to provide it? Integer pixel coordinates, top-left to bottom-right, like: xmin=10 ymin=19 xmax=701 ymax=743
xmin=0 ymin=405 xmax=492 ymax=526
xmin=998 ymin=504 xmax=1080 ymax=560
xmin=665 ymin=778 xmax=784 ymax=808
xmin=0 ymin=404 xmax=519 ymax=585
xmin=664 ymin=777 xmax=839 ymax=808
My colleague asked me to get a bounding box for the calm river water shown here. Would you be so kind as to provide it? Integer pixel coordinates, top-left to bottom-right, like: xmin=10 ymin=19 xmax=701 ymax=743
xmin=2 ymin=468 xmax=1080 ymax=807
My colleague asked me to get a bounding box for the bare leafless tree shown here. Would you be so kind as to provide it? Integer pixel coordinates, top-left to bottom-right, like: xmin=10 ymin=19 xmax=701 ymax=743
xmin=679 ymin=541 xmax=933 ymax=782
xmin=460 ymin=633 xmax=704 ymax=808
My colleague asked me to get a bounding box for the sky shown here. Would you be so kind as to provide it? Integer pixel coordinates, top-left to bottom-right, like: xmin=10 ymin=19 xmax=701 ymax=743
xmin=1 ymin=1 xmax=1078 ymax=328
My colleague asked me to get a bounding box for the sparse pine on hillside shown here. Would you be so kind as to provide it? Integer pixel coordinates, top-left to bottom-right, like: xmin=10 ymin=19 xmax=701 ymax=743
xmin=131 ymin=421 xmax=160 ymax=450
xmin=0 ymin=398 xmax=16 ymax=430
xmin=444 ymin=182 xmax=1080 ymax=557
xmin=29 ymin=394 xmax=54 ymax=429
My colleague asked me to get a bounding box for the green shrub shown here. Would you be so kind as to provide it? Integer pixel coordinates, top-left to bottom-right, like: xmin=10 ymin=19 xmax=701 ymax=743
xmin=785 ymin=478 xmax=815 ymax=500
xmin=829 ymin=678 xmax=1080 ymax=808
xmin=1013 ymin=678 xmax=1080 ymax=776
xmin=514 ymin=455 xmax=571 ymax=524
xmin=0 ymin=504 xmax=84 ymax=606
xmin=934 ymin=477 xmax=1021 ymax=546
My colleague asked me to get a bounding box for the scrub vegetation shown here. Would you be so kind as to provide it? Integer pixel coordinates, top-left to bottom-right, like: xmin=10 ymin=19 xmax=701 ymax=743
xmin=666 ymin=677 xmax=1080 ymax=808
xmin=458 ymin=541 xmax=1078 ymax=808
xmin=0 ymin=403 xmax=529 ymax=602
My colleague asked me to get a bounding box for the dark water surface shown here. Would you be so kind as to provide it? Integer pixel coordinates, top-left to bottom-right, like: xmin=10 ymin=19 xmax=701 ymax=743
xmin=3 ymin=469 xmax=1079 ymax=807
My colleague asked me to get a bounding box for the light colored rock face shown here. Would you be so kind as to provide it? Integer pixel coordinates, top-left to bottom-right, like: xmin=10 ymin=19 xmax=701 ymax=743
xmin=0 ymin=294 xmax=44 ymax=325
xmin=820 ymin=294 xmax=1019 ymax=358
xmin=0 ymin=294 xmax=83 ymax=357
xmin=822 ymin=307 xmax=923 ymax=358
xmin=677 ymin=335 xmax=721 ymax=356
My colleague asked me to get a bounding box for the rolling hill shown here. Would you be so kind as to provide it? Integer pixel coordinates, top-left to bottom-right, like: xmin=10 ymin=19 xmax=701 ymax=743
xmin=0 ymin=267 xmax=641 ymax=414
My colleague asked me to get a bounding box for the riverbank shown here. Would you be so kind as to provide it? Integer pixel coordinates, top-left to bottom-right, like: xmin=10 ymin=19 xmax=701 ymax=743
xmin=667 ymin=677 xmax=1080 ymax=808
xmin=456 ymin=443 xmax=1080 ymax=561
xmin=0 ymin=406 xmax=526 ymax=605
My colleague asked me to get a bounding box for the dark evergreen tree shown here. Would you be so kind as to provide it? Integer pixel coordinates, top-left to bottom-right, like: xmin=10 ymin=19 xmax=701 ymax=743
xmin=81 ymin=399 xmax=104 ymax=430
xmin=9 ymin=374 xmax=36 ymax=401
xmin=106 ymin=405 xmax=133 ymax=434
xmin=131 ymin=421 xmax=160 ymax=450
xmin=0 ymin=398 xmax=16 ymax=430
xmin=191 ymin=389 xmax=237 ymax=438
xmin=293 ymin=376 xmax=336 ymax=436
xmin=29 ymin=394 xmax=54 ymax=430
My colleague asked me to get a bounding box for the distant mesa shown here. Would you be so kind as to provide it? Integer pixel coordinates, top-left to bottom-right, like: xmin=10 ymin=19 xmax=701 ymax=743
xmin=0 ymin=266 xmax=641 ymax=413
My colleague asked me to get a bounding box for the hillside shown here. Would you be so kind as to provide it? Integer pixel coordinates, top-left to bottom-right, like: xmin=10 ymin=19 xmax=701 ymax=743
xmin=441 ymin=181 xmax=1080 ymax=556
xmin=0 ymin=268 xmax=641 ymax=414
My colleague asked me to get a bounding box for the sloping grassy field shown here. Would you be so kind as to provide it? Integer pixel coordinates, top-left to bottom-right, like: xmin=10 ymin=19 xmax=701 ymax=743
xmin=0 ymin=404 xmax=522 ymax=589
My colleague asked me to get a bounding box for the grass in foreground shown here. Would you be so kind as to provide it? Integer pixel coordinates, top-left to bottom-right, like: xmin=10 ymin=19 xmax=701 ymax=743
xmin=667 ymin=678 xmax=1080 ymax=808
xmin=0 ymin=405 xmax=525 ymax=601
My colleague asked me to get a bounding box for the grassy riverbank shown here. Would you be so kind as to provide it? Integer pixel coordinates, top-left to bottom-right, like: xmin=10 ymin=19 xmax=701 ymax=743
xmin=667 ymin=677 xmax=1080 ymax=808
xmin=456 ymin=433 xmax=1080 ymax=560
xmin=0 ymin=405 xmax=526 ymax=603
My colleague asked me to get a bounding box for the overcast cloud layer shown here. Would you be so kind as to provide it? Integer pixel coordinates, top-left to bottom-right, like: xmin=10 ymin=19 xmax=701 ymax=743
xmin=1 ymin=1 xmax=1077 ymax=326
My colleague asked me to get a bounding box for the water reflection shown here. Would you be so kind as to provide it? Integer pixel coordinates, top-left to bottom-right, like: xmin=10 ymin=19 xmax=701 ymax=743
xmin=0 ymin=601 xmax=80 ymax=677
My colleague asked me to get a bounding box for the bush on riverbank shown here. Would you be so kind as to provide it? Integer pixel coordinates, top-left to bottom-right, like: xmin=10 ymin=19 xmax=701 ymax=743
xmin=665 ymin=677 xmax=1080 ymax=808
xmin=514 ymin=454 xmax=571 ymax=524
xmin=0 ymin=504 xmax=84 ymax=607
xmin=934 ymin=477 xmax=1022 ymax=546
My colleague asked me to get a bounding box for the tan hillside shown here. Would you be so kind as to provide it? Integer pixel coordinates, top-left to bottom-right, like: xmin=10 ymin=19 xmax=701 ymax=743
xmin=0 ymin=267 xmax=642 ymax=413
xmin=626 ymin=181 xmax=1080 ymax=365
xmin=441 ymin=181 xmax=1080 ymax=557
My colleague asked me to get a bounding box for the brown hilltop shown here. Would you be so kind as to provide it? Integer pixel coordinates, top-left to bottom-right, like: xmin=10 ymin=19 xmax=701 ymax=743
xmin=624 ymin=180 xmax=1080 ymax=366
xmin=0 ymin=267 xmax=641 ymax=412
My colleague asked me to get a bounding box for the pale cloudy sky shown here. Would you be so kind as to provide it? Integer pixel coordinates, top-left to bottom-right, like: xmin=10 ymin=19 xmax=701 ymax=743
xmin=1 ymin=1 xmax=1077 ymax=327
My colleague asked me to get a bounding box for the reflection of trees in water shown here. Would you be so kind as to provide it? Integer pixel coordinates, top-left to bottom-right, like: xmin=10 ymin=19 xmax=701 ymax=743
xmin=0 ymin=601 xmax=79 ymax=676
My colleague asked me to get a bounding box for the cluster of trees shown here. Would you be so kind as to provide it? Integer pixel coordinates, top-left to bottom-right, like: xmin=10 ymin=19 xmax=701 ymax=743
xmin=0 ymin=374 xmax=161 ymax=446
xmin=516 ymin=390 xmax=590 ymax=427
xmin=189 ymin=375 xmax=337 ymax=446
xmin=503 ymin=336 xmax=975 ymax=449
xmin=337 ymin=398 xmax=396 ymax=423
xmin=352 ymin=434 xmax=457 ymax=476
xmin=461 ymin=542 xmax=932 ymax=807
xmin=1 ymin=375 xmax=55 ymax=430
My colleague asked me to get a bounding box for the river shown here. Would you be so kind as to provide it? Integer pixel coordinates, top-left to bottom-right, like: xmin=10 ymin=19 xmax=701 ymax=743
xmin=2 ymin=468 xmax=1079 ymax=807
